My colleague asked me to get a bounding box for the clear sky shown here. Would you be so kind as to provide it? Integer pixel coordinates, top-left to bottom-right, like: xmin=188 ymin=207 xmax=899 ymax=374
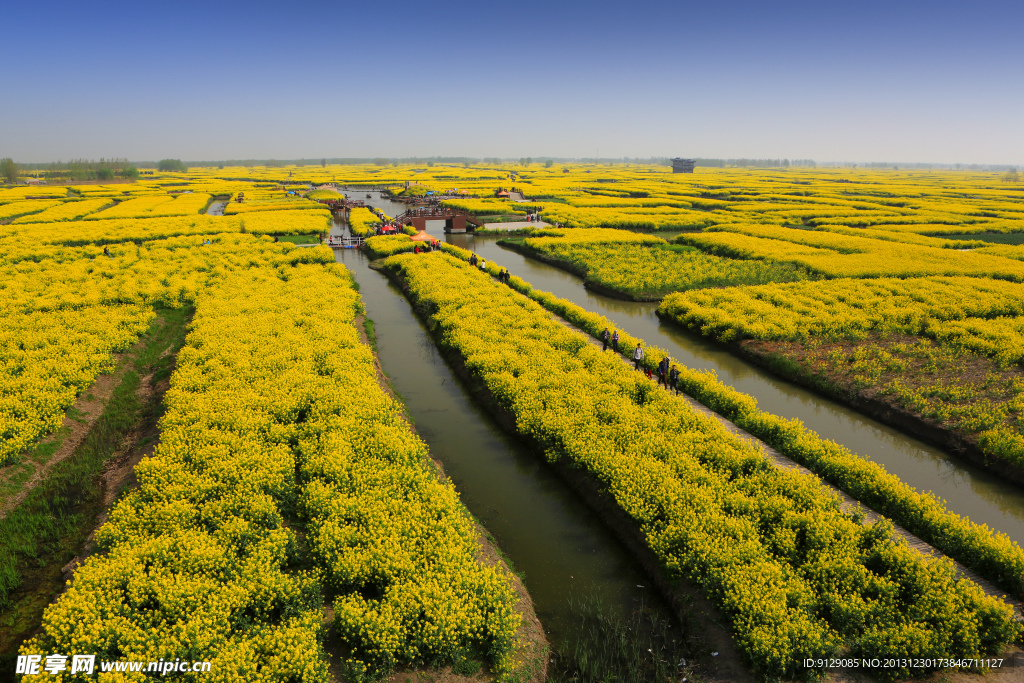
xmin=2 ymin=0 xmax=1021 ymax=164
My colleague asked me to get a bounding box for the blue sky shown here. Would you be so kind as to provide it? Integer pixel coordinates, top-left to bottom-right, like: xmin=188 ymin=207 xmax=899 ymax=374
xmin=2 ymin=0 xmax=1022 ymax=164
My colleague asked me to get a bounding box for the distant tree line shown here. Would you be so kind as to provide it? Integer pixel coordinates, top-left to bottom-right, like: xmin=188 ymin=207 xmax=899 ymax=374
xmin=687 ymin=158 xmax=817 ymax=168
xmin=31 ymin=158 xmax=139 ymax=181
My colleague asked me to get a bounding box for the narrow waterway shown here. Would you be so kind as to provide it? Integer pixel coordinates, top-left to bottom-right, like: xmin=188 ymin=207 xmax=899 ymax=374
xmin=456 ymin=234 xmax=1024 ymax=545
xmin=333 ymin=241 xmax=665 ymax=644
xmin=341 ymin=187 xmax=407 ymax=219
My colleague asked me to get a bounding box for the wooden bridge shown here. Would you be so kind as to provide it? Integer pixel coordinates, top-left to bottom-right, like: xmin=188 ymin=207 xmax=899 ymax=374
xmin=393 ymin=207 xmax=484 ymax=233
xmin=319 ymin=199 xmax=367 ymax=212
xmin=326 ymin=235 xmax=365 ymax=249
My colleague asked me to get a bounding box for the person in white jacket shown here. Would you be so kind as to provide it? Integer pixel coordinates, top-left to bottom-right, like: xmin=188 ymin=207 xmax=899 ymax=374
xmin=632 ymin=343 xmax=644 ymax=370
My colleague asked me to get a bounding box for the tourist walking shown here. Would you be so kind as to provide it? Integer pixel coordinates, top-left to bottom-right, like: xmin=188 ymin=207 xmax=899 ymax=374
xmin=601 ymin=327 xmax=610 ymax=351
xmin=632 ymin=343 xmax=644 ymax=370
xmin=669 ymin=365 xmax=680 ymax=394
xmin=657 ymin=357 xmax=669 ymax=387
xmin=612 ymin=330 xmax=619 ymax=353
xmin=470 ymin=253 xmax=478 ymax=267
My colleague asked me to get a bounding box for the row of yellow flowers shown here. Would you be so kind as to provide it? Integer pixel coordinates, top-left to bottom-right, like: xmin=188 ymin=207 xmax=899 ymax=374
xmin=0 ymin=199 xmax=62 ymax=221
xmin=518 ymin=229 xmax=814 ymax=298
xmin=347 ymin=207 xmax=382 ymax=236
xmin=0 ymin=235 xmax=330 ymax=467
xmin=0 ymin=210 xmax=330 ymax=254
xmin=0 ymin=305 xmax=154 ymax=465
xmin=676 ymin=224 xmax=1024 ymax=279
xmin=657 ymin=275 xmax=1024 ymax=353
xmin=11 ymin=198 xmax=113 ymax=224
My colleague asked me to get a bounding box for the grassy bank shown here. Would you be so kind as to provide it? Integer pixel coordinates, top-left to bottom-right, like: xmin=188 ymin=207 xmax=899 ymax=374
xmin=275 ymin=233 xmax=320 ymax=244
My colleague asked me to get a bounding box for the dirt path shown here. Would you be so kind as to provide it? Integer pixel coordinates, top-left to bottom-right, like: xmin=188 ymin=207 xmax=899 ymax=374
xmin=0 ymin=316 xmax=163 ymax=521
xmin=60 ymin=346 xmax=179 ymax=579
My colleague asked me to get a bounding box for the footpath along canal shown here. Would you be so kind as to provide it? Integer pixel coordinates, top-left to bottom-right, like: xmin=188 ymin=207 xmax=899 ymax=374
xmin=332 ymin=243 xmax=687 ymax=654
xmin=456 ymin=234 xmax=1024 ymax=547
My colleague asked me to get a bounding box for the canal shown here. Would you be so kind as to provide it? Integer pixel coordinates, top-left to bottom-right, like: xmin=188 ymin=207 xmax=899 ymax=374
xmin=333 ymin=241 xmax=666 ymax=645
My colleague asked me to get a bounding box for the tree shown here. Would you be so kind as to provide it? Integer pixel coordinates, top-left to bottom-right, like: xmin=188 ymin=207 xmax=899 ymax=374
xmin=1 ymin=158 xmax=16 ymax=184
xmin=321 ymin=158 xmax=326 ymax=167
xmin=1003 ymin=169 xmax=1020 ymax=183
xmin=526 ymin=157 xmax=533 ymax=166
xmin=545 ymin=159 xmax=554 ymax=168
xmin=158 ymin=159 xmax=187 ymax=172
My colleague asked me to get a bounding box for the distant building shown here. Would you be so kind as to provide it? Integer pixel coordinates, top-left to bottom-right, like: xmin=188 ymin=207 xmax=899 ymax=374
xmin=671 ymin=158 xmax=696 ymax=173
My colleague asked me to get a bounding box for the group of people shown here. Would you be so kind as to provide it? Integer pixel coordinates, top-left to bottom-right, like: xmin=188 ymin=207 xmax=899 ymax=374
xmin=468 ymin=253 xmax=513 ymax=284
xmin=412 ymin=240 xmax=441 ymax=254
xmin=601 ymin=327 xmax=682 ymax=395
xmin=600 ymin=326 xmax=621 ymax=353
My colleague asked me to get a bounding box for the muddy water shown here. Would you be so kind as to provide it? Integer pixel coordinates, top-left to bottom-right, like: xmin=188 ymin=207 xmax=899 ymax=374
xmin=457 ymin=234 xmax=1024 ymax=545
xmin=334 ymin=244 xmax=665 ymax=643
xmin=206 ymin=200 xmax=228 ymax=216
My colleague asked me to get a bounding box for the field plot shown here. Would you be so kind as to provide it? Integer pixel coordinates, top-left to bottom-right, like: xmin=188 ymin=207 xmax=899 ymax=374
xmin=0 ymin=171 xmax=533 ymax=683
xmin=658 ymin=275 xmax=1024 ymax=473
xmin=381 ymin=250 xmax=1020 ymax=680
xmin=3 ymin=163 xmax=1024 ymax=681
xmin=506 ymin=228 xmax=816 ymax=299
